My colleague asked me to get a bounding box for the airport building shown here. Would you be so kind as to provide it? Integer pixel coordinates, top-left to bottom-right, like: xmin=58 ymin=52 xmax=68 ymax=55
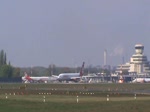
xmin=115 ymin=44 xmax=150 ymax=76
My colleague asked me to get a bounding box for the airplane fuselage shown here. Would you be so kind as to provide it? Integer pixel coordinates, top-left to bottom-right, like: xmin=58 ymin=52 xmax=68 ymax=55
xmin=57 ymin=73 xmax=80 ymax=81
xmin=132 ymin=78 xmax=150 ymax=83
xmin=22 ymin=76 xmax=57 ymax=83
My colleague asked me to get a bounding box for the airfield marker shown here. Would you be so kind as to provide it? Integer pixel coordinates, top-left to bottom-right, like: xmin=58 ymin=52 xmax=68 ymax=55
xmin=134 ymin=94 xmax=136 ymax=100
xmin=43 ymin=99 xmax=45 ymax=102
xmin=43 ymin=96 xmax=46 ymax=102
xmin=77 ymin=96 xmax=79 ymax=103
xmin=107 ymin=95 xmax=109 ymax=101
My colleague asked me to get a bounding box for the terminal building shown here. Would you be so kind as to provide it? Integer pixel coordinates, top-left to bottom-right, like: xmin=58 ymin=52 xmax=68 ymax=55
xmin=115 ymin=44 xmax=150 ymax=76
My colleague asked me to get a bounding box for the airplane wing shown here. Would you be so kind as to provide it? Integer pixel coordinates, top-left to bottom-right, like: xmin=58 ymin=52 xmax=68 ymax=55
xmin=52 ymin=75 xmax=59 ymax=78
xmin=70 ymin=77 xmax=81 ymax=82
xmin=70 ymin=77 xmax=81 ymax=79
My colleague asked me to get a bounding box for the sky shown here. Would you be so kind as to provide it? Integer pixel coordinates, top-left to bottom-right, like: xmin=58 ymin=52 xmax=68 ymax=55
xmin=0 ymin=0 xmax=150 ymax=67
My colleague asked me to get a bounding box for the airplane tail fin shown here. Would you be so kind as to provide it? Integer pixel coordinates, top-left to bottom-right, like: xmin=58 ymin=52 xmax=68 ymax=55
xmin=79 ymin=62 xmax=85 ymax=77
xmin=24 ymin=72 xmax=28 ymax=77
xmin=24 ymin=72 xmax=31 ymax=80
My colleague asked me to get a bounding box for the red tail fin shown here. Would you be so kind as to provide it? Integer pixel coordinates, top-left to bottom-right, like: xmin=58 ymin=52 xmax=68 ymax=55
xmin=80 ymin=62 xmax=85 ymax=76
xmin=24 ymin=72 xmax=28 ymax=77
xmin=24 ymin=72 xmax=31 ymax=80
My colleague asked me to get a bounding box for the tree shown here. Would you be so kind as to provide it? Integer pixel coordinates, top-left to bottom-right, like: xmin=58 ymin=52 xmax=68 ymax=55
xmin=0 ymin=50 xmax=7 ymax=66
xmin=0 ymin=65 xmax=13 ymax=77
xmin=0 ymin=50 xmax=4 ymax=66
xmin=4 ymin=53 xmax=7 ymax=65
xmin=13 ymin=67 xmax=20 ymax=77
xmin=0 ymin=50 xmax=19 ymax=77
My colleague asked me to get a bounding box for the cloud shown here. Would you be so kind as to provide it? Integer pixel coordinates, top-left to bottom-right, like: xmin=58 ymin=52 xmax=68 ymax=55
xmin=110 ymin=45 xmax=124 ymax=56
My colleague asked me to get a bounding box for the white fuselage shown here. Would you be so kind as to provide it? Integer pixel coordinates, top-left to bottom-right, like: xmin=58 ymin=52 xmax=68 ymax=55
xmin=22 ymin=76 xmax=57 ymax=83
xmin=132 ymin=78 xmax=150 ymax=83
xmin=57 ymin=73 xmax=80 ymax=81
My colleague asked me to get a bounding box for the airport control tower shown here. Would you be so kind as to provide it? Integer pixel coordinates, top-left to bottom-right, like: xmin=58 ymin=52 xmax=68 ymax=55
xmin=116 ymin=44 xmax=150 ymax=75
xmin=129 ymin=44 xmax=150 ymax=74
xmin=135 ymin=44 xmax=144 ymax=55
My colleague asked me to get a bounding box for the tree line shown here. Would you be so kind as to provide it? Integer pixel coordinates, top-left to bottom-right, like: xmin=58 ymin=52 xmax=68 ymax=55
xmin=0 ymin=50 xmax=20 ymax=77
xmin=20 ymin=64 xmax=111 ymax=77
xmin=0 ymin=50 xmax=111 ymax=77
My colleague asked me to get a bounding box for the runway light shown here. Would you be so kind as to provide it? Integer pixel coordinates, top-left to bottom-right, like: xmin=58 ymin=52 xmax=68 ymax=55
xmin=134 ymin=94 xmax=136 ymax=100
xmin=107 ymin=95 xmax=109 ymax=101
xmin=77 ymin=96 xmax=79 ymax=103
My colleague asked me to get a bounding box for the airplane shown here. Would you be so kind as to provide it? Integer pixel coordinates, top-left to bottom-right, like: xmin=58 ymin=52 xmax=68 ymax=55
xmin=52 ymin=62 xmax=85 ymax=82
xmin=132 ymin=78 xmax=150 ymax=83
xmin=22 ymin=62 xmax=97 ymax=83
xmin=22 ymin=72 xmax=57 ymax=83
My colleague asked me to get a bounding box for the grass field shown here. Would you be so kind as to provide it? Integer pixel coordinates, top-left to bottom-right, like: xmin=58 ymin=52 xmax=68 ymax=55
xmin=0 ymin=83 xmax=150 ymax=112
xmin=0 ymin=95 xmax=150 ymax=112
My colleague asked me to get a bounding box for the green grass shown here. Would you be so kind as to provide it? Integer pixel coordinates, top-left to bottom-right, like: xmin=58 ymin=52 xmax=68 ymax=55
xmin=0 ymin=83 xmax=150 ymax=112
xmin=0 ymin=97 xmax=150 ymax=112
xmin=0 ymin=83 xmax=150 ymax=92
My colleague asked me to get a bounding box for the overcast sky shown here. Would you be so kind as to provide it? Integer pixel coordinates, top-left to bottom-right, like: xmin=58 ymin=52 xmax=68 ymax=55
xmin=0 ymin=0 xmax=150 ymax=67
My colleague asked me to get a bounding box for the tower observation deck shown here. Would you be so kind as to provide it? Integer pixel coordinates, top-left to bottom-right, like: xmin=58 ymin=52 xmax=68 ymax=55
xmin=135 ymin=44 xmax=144 ymax=54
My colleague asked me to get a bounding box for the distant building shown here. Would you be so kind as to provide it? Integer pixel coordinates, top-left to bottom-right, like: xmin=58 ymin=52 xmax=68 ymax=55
xmin=115 ymin=63 xmax=130 ymax=75
xmin=116 ymin=44 xmax=150 ymax=75
xmin=103 ymin=65 xmax=111 ymax=71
